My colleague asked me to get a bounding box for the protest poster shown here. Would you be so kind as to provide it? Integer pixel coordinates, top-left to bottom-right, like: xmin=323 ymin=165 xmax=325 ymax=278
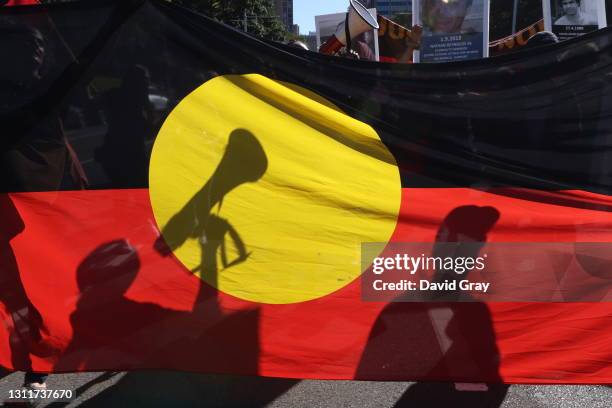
xmin=543 ymin=0 xmax=606 ymax=42
xmin=414 ymin=0 xmax=489 ymax=63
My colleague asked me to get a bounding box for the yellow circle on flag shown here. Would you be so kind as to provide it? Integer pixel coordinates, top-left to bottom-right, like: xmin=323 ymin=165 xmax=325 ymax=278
xmin=149 ymin=74 xmax=401 ymax=304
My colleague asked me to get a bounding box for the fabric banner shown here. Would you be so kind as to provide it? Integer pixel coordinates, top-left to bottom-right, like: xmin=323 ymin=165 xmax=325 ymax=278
xmin=1 ymin=0 xmax=612 ymax=383
xmin=489 ymin=19 xmax=545 ymax=56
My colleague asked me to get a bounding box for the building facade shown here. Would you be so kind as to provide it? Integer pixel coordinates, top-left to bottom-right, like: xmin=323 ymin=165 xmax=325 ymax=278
xmin=304 ymin=31 xmax=318 ymax=51
xmin=371 ymin=0 xmax=412 ymax=17
xmin=274 ymin=0 xmax=293 ymax=32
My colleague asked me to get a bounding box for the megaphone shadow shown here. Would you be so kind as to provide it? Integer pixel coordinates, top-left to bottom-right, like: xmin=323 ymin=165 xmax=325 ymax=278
xmin=155 ymin=128 xmax=268 ymax=296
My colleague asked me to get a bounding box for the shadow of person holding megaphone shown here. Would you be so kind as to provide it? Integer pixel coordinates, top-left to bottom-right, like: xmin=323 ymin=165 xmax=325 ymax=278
xmin=52 ymin=130 xmax=296 ymax=405
xmin=147 ymin=128 xmax=284 ymax=389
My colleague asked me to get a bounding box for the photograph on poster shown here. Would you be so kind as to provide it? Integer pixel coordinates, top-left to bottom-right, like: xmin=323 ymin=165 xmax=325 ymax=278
xmin=315 ymin=10 xmax=379 ymax=61
xmin=416 ymin=0 xmax=488 ymax=63
xmin=421 ymin=0 xmax=482 ymax=35
xmin=544 ymin=0 xmax=605 ymax=41
xmin=553 ymin=0 xmax=597 ymax=26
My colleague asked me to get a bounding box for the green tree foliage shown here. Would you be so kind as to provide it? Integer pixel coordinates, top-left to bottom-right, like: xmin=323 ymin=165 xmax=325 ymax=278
xmin=170 ymin=0 xmax=287 ymax=41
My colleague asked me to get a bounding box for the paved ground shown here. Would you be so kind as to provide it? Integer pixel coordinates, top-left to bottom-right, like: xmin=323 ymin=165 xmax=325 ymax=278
xmin=1 ymin=369 xmax=610 ymax=407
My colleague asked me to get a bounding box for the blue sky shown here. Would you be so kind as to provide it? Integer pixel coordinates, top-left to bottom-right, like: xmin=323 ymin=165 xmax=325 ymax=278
xmin=294 ymin=0 xmax=349 ymax=35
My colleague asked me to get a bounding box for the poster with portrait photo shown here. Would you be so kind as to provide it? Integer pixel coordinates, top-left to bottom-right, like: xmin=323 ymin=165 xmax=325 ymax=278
xmin=413 ymin=0 xmax=489 ymax=63
xmin=315 ymin=9 xmax=380 ymax=61
xmin=543 ymin=0 xmax=607 ymax=42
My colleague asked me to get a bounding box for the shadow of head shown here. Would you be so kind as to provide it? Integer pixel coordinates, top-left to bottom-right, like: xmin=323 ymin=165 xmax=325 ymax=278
xmin=210 ymin=129 xmax=268 ymax=194
xmin=436 ymin=205 xmax=500 ymax=242
xmin=574 ymin=242 xmax=612 ymax=280
xmin=76 ymin=240 xmax=141 ymax=299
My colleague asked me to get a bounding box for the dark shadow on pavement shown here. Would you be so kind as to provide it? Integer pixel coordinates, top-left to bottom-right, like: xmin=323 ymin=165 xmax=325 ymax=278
xmin=74 ymin=371 xmax=297 ymax=408
xmin=394 ymin=382 xmax=509 ymax=408
xmin=0 ymin=367 xmax=10 ymax=381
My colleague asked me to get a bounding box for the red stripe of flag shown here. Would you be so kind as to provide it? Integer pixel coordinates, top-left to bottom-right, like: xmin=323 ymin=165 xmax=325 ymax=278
xmin=2 ymin=188 xmax=611 ymax=383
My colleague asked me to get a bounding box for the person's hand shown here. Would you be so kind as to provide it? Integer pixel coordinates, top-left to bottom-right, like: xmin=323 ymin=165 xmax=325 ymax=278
xmin=410 ymin=25 xmax=423 ymax=46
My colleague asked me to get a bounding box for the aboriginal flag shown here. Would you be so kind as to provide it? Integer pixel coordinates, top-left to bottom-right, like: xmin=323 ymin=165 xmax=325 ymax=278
xmin=1 ymin=0 xmax=611 ymax=383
